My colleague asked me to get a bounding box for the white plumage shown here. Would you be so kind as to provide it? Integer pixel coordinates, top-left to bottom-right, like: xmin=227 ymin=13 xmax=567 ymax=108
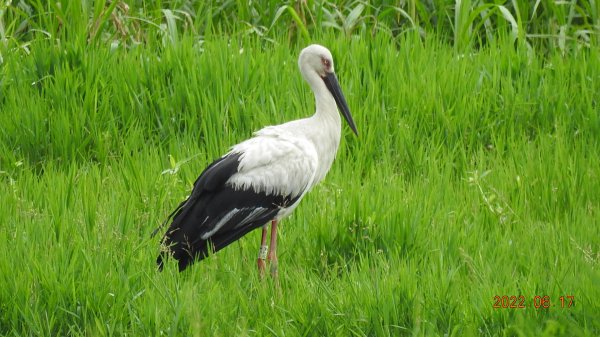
xmin=157 ymin=44 xmax=357 ymax=273
xmin=228 ymin=127 xmax=319 ymax=201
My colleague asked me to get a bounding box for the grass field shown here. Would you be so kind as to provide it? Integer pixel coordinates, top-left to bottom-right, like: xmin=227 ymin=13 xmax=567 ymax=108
xmin=1 ymin=1 xmax=599 ymax=336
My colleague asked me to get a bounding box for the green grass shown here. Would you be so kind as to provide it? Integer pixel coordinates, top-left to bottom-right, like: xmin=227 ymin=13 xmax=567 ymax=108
xmin=1 ymin=2 xmax=600 ymax=336
xmin=1 ymin=0 xmax=598 ymax=53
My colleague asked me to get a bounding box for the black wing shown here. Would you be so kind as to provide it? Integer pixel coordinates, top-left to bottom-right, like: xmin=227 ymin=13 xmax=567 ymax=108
xmin=157 ymin=153 xmax=299 ymax=271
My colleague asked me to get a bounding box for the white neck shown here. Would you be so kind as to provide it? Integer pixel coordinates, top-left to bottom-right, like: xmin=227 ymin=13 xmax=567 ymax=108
xmin=300 ymin=64 xmax=341 ymax=123
xmin=299 ymin=65 xmax=342 ymax=184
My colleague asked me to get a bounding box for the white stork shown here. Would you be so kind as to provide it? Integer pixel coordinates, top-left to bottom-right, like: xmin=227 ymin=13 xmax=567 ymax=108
xmin=156 ymin=44 xmax=357 ymax=276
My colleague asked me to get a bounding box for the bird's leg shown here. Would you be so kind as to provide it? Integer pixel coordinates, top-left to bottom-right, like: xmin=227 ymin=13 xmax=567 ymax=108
xmin=267 ymin=220 xmax=279 ymax=279
xmin=257 ymin=225 xmax=269 ymax=279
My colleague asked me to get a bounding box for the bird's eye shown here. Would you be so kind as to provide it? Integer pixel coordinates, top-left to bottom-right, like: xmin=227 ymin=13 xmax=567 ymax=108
xmin=321 ymin=57 xmax=331 ymax=69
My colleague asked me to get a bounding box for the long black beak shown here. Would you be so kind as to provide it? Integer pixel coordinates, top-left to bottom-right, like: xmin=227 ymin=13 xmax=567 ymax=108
xmin=322 ymin=72 xmax=358 ymax=135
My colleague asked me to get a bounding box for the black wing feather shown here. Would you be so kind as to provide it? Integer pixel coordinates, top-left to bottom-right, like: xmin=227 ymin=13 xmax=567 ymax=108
xmin=151 ymin=154 xmax=241 ymax=238
xmin=157 ymin=152 xmax=299 ymax=271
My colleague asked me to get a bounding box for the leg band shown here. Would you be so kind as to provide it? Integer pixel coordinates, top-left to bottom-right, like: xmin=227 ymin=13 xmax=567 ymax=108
xmin=258 ymin=245 xmax=268 ymax=260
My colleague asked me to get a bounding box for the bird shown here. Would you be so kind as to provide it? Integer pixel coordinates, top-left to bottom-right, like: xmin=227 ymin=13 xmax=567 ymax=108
xmin=156 ymin=44 xmax=358 ymax=276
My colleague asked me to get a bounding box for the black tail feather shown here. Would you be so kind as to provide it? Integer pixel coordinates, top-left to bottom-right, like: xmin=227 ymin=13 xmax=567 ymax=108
xmin=157 ymin=213 xmax=276 ymax=272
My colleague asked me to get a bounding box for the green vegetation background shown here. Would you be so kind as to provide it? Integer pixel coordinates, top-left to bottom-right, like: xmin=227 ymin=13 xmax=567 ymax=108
xmin=1 ymin=1 xmax=599 ymax=336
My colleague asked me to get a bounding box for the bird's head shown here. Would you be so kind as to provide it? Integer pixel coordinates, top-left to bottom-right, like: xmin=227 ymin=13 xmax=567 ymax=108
xmin=299 ymin=44 xmax=336 ymax=77
xmin=298 ymin=44 xmax=358 ymax=136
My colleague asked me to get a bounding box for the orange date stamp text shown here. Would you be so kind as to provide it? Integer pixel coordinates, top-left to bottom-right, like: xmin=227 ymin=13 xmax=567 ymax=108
xmin=493 ymin=295 xmax=575 ymax=309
